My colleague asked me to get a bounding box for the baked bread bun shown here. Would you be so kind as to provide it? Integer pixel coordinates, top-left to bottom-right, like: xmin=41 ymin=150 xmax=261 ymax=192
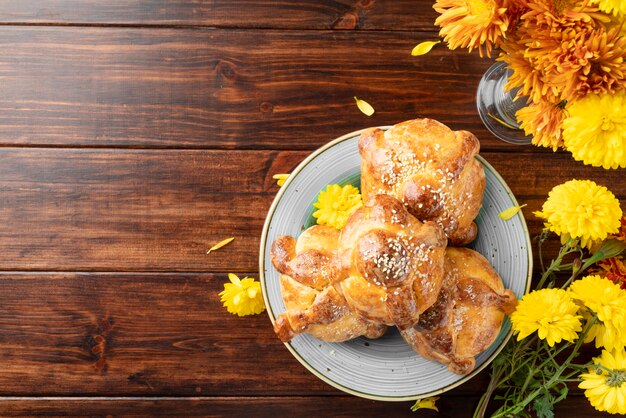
xmin=337 ymin=194 xmax=447 ymax=330
xmin=401 ymin=247 xmax=518 ymax=374
xmin=359 ymin=118 xmax=486 ymax=245
xmin=271 ymin=224 xmax=387 ymax=342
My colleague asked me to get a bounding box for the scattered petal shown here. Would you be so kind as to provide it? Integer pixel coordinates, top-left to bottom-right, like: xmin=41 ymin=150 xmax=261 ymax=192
xmin=411 ymin=40 xmax=440 ymax=56
xmin=411 ymin=397 xmax=440 ymax=412
xmin=207 ymin=237 xmax=235 ymax=254
xmin=273 ymin=173 xmax=290 ymax=187
xmin=354 ymin=96 xmax=375 ymax=116
xmin=499 ymin=204 xmax=527 ymax=220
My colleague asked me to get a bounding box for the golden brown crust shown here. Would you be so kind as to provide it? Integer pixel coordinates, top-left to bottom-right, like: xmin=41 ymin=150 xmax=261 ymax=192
xmin=359 ymin=118 xmax=486 ymax=245
xmin=338 ymin=194 xmax=447 ymax=330
xmin=401 ymin=248 xmax=518 ymax=374
xmin=271 ymin=225 xmax=387 ymax=342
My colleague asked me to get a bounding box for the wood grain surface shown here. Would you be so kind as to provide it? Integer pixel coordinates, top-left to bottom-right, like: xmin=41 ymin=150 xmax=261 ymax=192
xmin=0 ymin=1 xmax=621 ymax=417
xmin=0 ymin=396 xmax=602 ymax=417
xmin=0 ymin=0 xmax=439 ymax=30
xmin=0 ymin=148 xmax=622 ymax=272
xmin=0 ymin=27 xmax=503 ymax=150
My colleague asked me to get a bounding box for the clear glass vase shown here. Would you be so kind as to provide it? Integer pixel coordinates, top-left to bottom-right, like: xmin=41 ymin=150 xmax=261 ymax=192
xmin=476 ymin=61 xmax=532 ymax=145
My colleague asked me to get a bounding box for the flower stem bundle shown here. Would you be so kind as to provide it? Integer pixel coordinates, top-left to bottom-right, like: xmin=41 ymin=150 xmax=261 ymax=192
xmin=472 ymin=179 xmax=626 ymax=416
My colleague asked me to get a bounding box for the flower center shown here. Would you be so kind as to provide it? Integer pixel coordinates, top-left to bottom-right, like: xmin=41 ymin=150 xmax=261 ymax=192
xmin=606 ymin=369 xmax=626 ymax=387
xmin=575 ymin=202 xmax=595 ymax=218
xmin=601 ymin=115 xmax=615 ymax=131
xmin=466 ymin=0 xmax=493 ymax=19
xmin=553 ymin=0 xmax=575 ymax=14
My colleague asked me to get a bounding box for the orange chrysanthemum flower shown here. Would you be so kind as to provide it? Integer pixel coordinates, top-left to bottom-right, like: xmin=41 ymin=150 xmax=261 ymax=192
xmin=434 ymin=0 xmax=511 ymax=57
xmin=593 ymin=258 xmax=626 ymax=290
xmin=516 ymin=99 xmax=567 ymax=150
xmin=500 ymin=38 xmax=555 ymax=102
xmin=504 ymin=1 xmax=626 ymax=103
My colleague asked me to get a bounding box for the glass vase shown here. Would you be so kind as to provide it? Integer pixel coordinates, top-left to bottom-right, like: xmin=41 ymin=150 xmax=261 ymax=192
xmin=476 ymin=61 xmax=532 ymax=145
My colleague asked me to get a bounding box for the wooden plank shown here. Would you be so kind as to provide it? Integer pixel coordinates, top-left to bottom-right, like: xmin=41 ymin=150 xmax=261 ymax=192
xmin=0 ymin=270 xmax=606 ymax=400
xmin=0 ymin=148 xmax=622 ymax=272
xmin=0 ymin=26 xmax=512 ymax=150
xmin=0 ymin=1 xmax=439 ymax=31
xmin=0 ymin=395 xmax=604 ymax=417
xmin=0 ymin=271 xmax=489 ymax=396
xmin=0 ymin=396 xmax=471 ymax=417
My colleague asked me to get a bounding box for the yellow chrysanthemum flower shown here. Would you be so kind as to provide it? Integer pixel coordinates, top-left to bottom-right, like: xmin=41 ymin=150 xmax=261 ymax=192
xmin=570 ymin=275 xmax=626 ymax=351
xmin=313 ymin=184 xmax=363 ymax=229
xmin=534 ymin=180 xmax=623 ymax=249
xmin=590 ymin=0 xmax=626 ymax=16
xmin=219 ymin=273 xmax=265 ymax=316
xmin=511 ymin=288 xmax=582 ymax=346
xmin=580 ymin=348 xmax=626 ymax=414
xmin=563 ymin=92 xmax=626 ymax=169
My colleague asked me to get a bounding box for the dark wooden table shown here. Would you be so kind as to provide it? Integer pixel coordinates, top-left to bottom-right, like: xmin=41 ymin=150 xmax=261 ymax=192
xmin=0 ymin=1 xmax=622 ymax=417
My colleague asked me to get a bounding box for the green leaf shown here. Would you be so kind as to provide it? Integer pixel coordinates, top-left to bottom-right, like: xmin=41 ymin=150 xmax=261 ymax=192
xmin=533 ymin=392 xmax=555 ymax=418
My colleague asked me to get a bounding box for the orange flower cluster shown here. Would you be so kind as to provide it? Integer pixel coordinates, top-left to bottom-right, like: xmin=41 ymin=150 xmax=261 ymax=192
xmin=433 ymin=0 xmax=626 ymax=163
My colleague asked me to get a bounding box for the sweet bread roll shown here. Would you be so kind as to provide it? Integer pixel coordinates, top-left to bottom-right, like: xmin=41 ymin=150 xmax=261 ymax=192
xmin=359 ymin=118 xmax=486 ymax=245
xmin=337 ymin=194 xmax=447 ymax=330
xmin=271 ymin=225 xmax=387 ymax=342
xmin=401 ymin=248 xmax=518 ymax=374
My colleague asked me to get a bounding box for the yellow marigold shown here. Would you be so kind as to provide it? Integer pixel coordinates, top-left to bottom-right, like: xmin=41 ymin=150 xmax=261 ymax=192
xmin=579 ymin=348 xmax=626 ymax=414
xmin=219 ymin=273 xmax=265 ymax=317
xmin=590 ymin=0 xmax=626 ymax=16
xmin=570 ymin=275 xmax=626 ymax=350
xmin=313 ymin=184 xmax=363 ymax=229
xmin=510 ymin=288 xmax=582 ymax=346
xmin=563 ymin=91 xmax=626 ymax=169
xmin=534 ymin=180 xmax=623 ymax=249
xmin=434 ymin=0 xmax=511 ymax=57
xmin=516 ymin=99 xmax=566 ymax=150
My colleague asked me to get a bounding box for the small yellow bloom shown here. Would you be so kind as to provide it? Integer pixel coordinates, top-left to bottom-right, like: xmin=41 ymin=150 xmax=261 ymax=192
xmin=354 ymin=97 xmax=375 ymax=116
xmin=570 ymin=275 xmax=626 ymax=351
xmin=511 ymin=288 xmax=582 ymax=347
xmin=563 ymin=92 xmax=626 ymax=170
xmin=410 ymin=396 xmax=439 ymax=412
xmin=273 ymin=173 xmax=290 ymax=187
xmin=580 ymin=348 xmax=626 ymax=414
xmin=313 ymin=184 xmax=363 ymax=229
xmin=219 ymin=273 xmax=265 ymax=316
xmin=499 ymin=204 xmax=526 ymax=220
xmin=411 ymin=41 xmax=440 ymax=56
xmin=206 ymin=237 xmax=234 ymax=254
xmin=534 ymin=180 xmax=623 ymax=249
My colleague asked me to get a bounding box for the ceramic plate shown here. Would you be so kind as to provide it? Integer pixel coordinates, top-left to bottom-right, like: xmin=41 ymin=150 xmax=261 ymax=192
xmin=259 ymin=127 xmax=532 ymax=401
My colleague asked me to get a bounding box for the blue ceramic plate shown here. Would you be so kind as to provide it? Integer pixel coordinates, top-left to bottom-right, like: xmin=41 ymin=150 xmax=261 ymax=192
xmin=259 ymin=127 xmax=532 ymax=401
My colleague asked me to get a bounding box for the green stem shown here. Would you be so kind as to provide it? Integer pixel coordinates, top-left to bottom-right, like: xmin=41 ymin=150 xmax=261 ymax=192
xmin=562 ymin=255 xmax=601 ymax=288
xmin=472 ymin=335 xmax=540 ymax=417
xmin=491 ymin=316 xmax=597 ymax=418
xmin=536 ymin=239 xmax=578 ymax=289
